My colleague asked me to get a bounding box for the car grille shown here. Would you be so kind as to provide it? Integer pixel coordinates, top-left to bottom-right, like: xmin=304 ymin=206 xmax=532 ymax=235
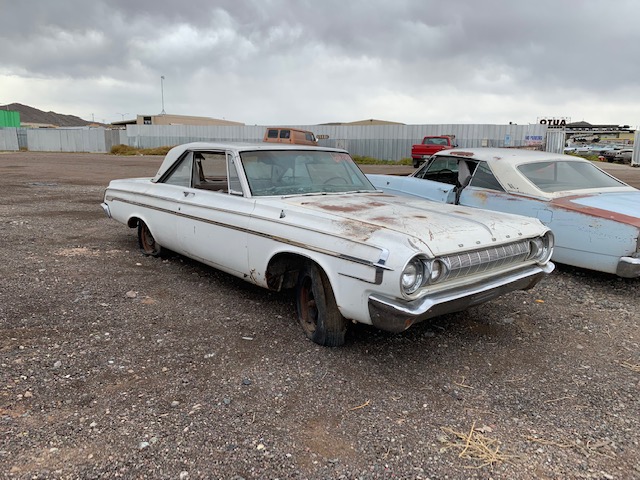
xmin=441 ymin=240 xmax=531 ymax=281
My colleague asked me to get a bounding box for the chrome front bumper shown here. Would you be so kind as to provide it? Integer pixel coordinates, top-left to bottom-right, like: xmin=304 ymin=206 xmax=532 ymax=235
xmin=368 ymin=263 xmax=554 ymax=333
xmin=616 ymin=256 xmax=640 ymax=278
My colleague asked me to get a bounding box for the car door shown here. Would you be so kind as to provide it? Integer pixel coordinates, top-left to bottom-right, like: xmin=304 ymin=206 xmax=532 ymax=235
xmin=401 ymin=157 xmax=459 ymax=203
xmin=175 ymin=150 xmax=254 ymax=277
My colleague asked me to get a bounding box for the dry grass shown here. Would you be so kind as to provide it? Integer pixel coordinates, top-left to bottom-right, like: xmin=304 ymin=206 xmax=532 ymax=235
xmin=110 ymin=144 xmax=174 ymax=156
xmin=620 ymin=360 xmax=640 ymax=373
xmin=440 ymin=421 xmax=518 ymax=468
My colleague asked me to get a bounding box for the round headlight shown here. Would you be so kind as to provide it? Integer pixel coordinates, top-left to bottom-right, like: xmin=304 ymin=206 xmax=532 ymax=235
xmin=428 ymin=258 xmax=448 ymax=284
xmin=529 ymin=232 xmax=554 ymax=263
xmin=529 ymin=238 xmax=545 ymax=260
xmin=401 ymin=257 xmax=424 ymax=295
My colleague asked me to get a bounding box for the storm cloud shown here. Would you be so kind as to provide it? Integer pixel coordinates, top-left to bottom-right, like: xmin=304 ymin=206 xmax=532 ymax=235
xmin=1 ymin=0 xmax=638 ymax=125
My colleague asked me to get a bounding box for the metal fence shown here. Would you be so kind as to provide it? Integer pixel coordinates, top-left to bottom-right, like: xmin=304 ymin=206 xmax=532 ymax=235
xmin=2 ymin=123 xmax=552 ymax=160
xmin=0 ymin=128 xmax=19 ymax=151
xmin=125 ymin=123 xmax=549 ymax=160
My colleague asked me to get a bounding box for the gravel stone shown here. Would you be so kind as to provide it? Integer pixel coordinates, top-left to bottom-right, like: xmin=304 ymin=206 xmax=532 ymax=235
xmin=0 ymin=152 xmax=638 ymax=479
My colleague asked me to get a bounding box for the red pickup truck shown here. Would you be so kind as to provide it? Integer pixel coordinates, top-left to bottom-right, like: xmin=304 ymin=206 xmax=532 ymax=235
xmin=411 ymin=135 xmax=457 ymax=167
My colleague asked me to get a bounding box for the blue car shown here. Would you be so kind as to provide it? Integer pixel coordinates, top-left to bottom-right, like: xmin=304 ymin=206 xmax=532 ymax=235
xmin=369 ymin=148 xmax=640 ymax=277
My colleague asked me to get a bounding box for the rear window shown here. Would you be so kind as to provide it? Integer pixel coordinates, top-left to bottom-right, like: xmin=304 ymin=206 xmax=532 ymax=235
xmin=267 ymin=129 xmax=278 ymax=139
xmin=518 ymin=160 xmax=625 ymax=193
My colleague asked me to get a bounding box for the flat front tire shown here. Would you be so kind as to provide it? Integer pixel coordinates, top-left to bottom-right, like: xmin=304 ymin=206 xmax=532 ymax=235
xmin=138 ymin=220 xmax=161 ymax=256
xmin=295 ymin=263 xmax=347 ymax=347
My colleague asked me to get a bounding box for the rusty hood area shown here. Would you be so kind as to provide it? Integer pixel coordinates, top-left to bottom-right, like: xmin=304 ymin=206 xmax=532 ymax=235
xmin=282 ymin=192 xmax=546 ymax=254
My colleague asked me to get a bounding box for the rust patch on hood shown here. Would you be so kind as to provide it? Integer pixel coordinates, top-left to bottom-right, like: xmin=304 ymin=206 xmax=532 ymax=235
xmin=314 ymin=199 xmax=389 ymax=213
xmin=317 ymin=204 xmax=368 ymax=213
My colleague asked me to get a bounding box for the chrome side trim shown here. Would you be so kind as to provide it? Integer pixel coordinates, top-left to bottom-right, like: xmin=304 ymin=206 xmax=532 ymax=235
xmin=105 ymin=194 xmax=391 ymax=277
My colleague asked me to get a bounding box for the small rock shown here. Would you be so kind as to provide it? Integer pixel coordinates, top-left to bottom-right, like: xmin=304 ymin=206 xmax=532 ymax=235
xmin=171 ymin=400 xmax=180 ymax=407
xmin=242 ymin=378 xmax=252 ymax=386
xmin=138 ymin=441 xmax=150 ymax=450
xmin=23 ymin=391 xmax=33 ymax=398
xmin=179 ymin=472 xmax=189 ymax=480
xmin=125 ymin=290 xmax=138 ymax=299
xmin=53 ymin=361 xmax=62 ymax=369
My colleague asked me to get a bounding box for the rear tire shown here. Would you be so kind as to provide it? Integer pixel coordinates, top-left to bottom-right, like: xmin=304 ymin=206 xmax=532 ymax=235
xmin=138 ymin=220 xmax=161 ymax=256
xmin=295 ymin=263 xmax=347 ymax=347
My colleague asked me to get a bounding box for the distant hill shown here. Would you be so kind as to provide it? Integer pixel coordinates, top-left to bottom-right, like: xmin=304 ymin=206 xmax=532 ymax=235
xmin=1 ymin=103 xmax=94 ymax=127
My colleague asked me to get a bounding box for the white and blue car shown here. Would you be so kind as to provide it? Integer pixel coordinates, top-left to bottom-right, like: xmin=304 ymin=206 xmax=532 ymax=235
xmin=102 ymin=142 xmax=554 ymax=346
xmin=369 ymin=148 xmax=640 ymax=278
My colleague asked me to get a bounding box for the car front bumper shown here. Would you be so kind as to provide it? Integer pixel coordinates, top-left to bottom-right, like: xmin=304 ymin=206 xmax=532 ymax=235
xmin=101 ymin=202 xmax=111 ymax=218
xmin=616 ymin=256 xmax=640 ymax=278
xmin=368 ymin=263 xmax=555 ymax=333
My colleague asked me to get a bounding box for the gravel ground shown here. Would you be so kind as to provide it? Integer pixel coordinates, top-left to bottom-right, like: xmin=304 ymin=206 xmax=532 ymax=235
xmin=1 ymin=152 xmax=639 ymax=479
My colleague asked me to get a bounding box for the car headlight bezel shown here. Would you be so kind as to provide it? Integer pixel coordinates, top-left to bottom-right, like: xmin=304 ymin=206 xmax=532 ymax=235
xmin=528 ymin=231 xmax=554 ymax=263
xmin=401 ymin=256 xmax=426 ymax=295
xmin=401 ymin=256 xmax=451 ymax=296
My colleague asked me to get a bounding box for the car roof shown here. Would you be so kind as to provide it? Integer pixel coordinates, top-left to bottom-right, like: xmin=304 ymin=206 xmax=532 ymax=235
xmin=433 ymin=147 xmax=586 ymax=166
xmin=152 ymin=141 xmax=348 ymax=183
xmin=433 ymin=147 xmax=634 ymax=198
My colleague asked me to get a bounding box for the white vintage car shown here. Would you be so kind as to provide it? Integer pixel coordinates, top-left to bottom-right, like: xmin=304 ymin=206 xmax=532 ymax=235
xmin=102 ymin=142 xmax=554 ymax=346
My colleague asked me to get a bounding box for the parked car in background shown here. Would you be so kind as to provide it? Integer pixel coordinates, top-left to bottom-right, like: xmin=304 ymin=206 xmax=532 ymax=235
xmin=411 ymin=135 xmax=457 ymax=168
xmin=368 ymin=148 xmax=640 ymax=277
xmin=601 ymin=146 xmax=625 ymax=162
xmin=613 ymin=148 xmax=634 ymax=164
xmin=102 ymin=142 xmax=554 ymax=346
xmin=264 ymin=127 xmax=317 ymax=146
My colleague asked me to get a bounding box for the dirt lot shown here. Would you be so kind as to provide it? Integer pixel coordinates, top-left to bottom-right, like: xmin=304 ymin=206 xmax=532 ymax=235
xmin=1 ymin=151 xmax=639 ymax=479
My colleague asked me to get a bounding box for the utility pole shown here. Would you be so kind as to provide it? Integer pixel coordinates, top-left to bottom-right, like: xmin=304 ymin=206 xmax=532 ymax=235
xmin=160 ymin=76 xmax=166 ymax=114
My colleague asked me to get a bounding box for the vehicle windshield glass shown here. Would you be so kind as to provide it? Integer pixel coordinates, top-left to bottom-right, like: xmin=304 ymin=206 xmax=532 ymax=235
xmin=517 ymin=160 xmax=626 ymax=193
xmin=239 ymin=150 xmax=376 ymax=196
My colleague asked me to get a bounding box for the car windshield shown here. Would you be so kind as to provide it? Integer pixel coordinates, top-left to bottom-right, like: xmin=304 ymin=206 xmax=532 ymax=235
xmin=517 ymin=160 xmax=626 ymax=193
xmin=239 ymin=150 xmax=376 ymax=196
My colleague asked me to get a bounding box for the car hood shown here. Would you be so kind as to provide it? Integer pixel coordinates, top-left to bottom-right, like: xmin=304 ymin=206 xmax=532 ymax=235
xmin=552 ymin=192 xmax=640 ymax=228
xmin=279 ymin=192 xmax=546 ymax=255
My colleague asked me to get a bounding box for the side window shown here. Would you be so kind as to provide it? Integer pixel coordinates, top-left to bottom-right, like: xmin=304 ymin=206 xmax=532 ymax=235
xmin=163 ymin=154 xmax=193 ymax=187
xmin=280 ymin=129 xmax=290 ymax=139
xmin=469 ymin=162 xmax=505 ymax=191
xmin=193 ymin=151 xmax=231 ymax=193
xmin=414 ymin=157 xmax=459 ymax=185
xmin=267 ymin=129 xmax=278 ymax=139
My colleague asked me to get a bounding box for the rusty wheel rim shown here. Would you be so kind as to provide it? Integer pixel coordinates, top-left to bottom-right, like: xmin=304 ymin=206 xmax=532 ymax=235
xmin=140 ymin=224 xmax=157 ymax=254
xmin=298 ymin=276 xmax=318 ymax=336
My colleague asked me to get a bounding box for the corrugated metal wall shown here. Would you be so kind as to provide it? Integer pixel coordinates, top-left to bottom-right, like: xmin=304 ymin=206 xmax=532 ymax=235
xmin=0 ymin=110 xmax=20 ymax=127
xmin=126 ymin=123 xmax=549 ymax=160
xmin=3 ymin=124 xmax=551 ymax=159
xmin=26 ymin=128 xmax=107 ymax=152
xmin=545 ymin=130 xmax=566 ymax=153
xmin=0 ymin=128 xmax=19 ymax=151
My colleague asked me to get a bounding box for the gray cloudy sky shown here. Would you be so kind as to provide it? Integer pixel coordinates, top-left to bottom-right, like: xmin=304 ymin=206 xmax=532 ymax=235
xmin=1 ymin=0 xmax=638 ymax=126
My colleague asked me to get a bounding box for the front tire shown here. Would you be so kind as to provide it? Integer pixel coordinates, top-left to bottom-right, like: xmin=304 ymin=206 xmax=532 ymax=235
xmin=138 ymin=220 xmax=161 ymax=256
xmin=295 ymin=263 xmax=347 ymax=347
